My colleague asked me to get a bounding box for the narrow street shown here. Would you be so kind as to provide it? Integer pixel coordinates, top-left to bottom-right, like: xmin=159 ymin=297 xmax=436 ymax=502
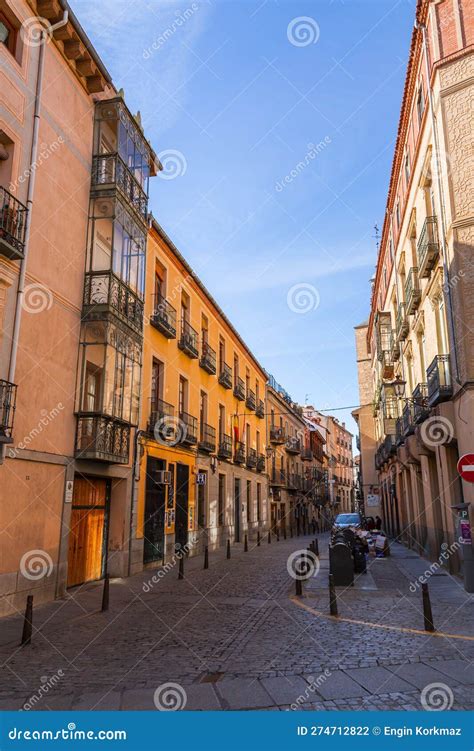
xmin=1 ymin=535 xmax=472 ymax=712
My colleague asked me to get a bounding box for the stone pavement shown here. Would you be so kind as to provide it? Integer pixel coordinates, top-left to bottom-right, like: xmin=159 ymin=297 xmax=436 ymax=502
xmin=0 ymin=533 xmax=472 ymax=711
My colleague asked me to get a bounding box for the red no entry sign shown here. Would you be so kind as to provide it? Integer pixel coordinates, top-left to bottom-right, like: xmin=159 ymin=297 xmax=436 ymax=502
xmin=457 ymin=453 xmax=474 ymax=483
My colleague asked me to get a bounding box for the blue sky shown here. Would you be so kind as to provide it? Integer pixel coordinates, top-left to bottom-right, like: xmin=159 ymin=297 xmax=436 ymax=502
xmin=71 ymin=0 xmax=415 ymax=439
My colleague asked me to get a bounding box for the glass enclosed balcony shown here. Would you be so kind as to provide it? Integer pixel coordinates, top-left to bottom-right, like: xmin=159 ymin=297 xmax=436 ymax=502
xmin=0 ymin=186 xmax=27 ymax=261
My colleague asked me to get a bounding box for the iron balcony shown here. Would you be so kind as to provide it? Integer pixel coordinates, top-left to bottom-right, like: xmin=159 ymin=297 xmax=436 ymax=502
xmin=218 ymin=433 xmax=232 ymax=459
xmin=417 ymin=216 xmax=439 ymax=278
xmin=270 ymin=469 xmax=286 ymax=487
xmin=413 ymin=383 xmax=430 ymax=423
xmin=179 ymin=410 xmax=198 ymax=445
xmin=402 ymin=400 xmax=415 ymax=437
xmin=178 ymin=320 xmax=199 ymax=359
xmin=427 ymin=354 xmax=452 ymax=407
xmin=200 ymin=341 xmax=216 ymax=375
xmin=75 ymin=414 xmax=130 ymax=464
xmin=285 ymin=436 xmax=301 ymax=454
xmin=234 ymin=440 xmax=246 ymax=464
xmin=269 ymin=426 xmax=286 ymax=444
xmin=389 ymin=329 xmax=400 ymax=361
xmin=91 ymin=153 xmax=148 ymax=223
xmin=150 ymin=294 xmax=177 ymax=339
xmin=256 ymin=399 xmax=265 ymax=418
xmin=218 ymin=363 xmax=232 ymax=389
xmin=0 ymin=379 xmax=17 ymax=444
xmin=83 ymin=270 xmax=144 ymax=336
xmin=198 ymin=422 xmax=216 ymax=453
xmin=246 ymin=447 xmax=257 ymax=469
xmin=405 ymin=267 xmax=421 ymax=314
xmin=233 ymin=377 xmax=245 ymax=401
xmin=301 ymin=447 xmax=313 ymax=461
xmin=148 ymin=397 xmax=175 ymax=440
xmin=396 ymin=302 xmax=409 ymax=341
xmin=256 ymin=453 xmax=266 ymax=472
xmin=245 ymin=389 xmax=256 ymax=411
xmin=0 ymin=186 xmax=27 ymax=261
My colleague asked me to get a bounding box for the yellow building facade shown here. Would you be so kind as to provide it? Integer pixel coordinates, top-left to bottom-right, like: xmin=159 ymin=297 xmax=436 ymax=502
xmin=132 ymin=221 xmax=269 ymax=569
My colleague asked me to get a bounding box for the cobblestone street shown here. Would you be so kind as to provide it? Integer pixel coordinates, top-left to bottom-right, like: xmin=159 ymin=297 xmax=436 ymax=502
xmin=0 ymin=534 xmax=472 ymax=712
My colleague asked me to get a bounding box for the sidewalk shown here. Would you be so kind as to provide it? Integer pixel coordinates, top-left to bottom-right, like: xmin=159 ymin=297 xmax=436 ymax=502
xmin=0 ymin=533 xmax=472 ymax=711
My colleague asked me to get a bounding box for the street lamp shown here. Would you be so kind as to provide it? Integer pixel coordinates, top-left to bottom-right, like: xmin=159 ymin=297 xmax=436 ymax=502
xmin=391 ymin=378 xmax=406 ymax=398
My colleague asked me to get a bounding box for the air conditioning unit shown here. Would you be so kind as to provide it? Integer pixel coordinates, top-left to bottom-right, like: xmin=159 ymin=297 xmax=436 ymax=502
xmin=154 ymin=470 xmax=172 ymax=485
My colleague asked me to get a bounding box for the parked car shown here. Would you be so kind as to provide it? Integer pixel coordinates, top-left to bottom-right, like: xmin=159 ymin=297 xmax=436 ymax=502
xmin=333 ymin=512 xmax=363 ymax=530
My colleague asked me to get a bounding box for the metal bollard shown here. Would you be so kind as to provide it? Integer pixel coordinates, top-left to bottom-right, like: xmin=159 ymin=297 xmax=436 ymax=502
xmin=257 ymin=531 xmax=261 ymax=546
xmin=268 ymin=530 xmax=271 ymax=544
xmin=295 ymin=577 xmax=303 ymax=597
xmin=290 ymin=525 xmax=293 ymax=538
xmin=178 ymin=554 xmax=184 ymax=579
xmin=276 ymin=528 xmax=280 ymax=542
xmin=283 ymin=526 xmax=287 ymax=540
xmin=422 ymin=582 xmax=435 ymax=632
xmin=244 ymin=533 xmax=248 ymax=552
xmin=21 ymin=595 xmax=33 ymax=646
xmin=203 ymin=545 xmax=209 ymax=570
xmin=329 ymin=574 xmax=338 ymax=617
xmin=101 ymin=573 xmax=110 ymax=612
xmin=314 ymin=538 xmax=319 ymax=557
xmin=227 ymin=539 xmax=231 ymax=559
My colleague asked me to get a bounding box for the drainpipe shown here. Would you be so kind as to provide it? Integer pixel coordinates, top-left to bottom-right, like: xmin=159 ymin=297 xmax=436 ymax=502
xmin=416 ymin=20 xmax=461 ymax=386
xmin=0 ymin=12 xmax=69 ymax=466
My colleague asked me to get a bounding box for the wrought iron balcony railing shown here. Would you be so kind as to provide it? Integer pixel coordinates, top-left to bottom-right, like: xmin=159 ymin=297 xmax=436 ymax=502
xmin=199 ymin=341 xmax=216 ymax=375
xmin=246 ymin=447 xmax=257 ymax=469
xmin=256 ymin=399 xmax=265 ymax=418
xmin=417 ymin=216 xmax=439 ymax=278
xmin=75 ymin=414 xmax=130 ymax=464
xmin=402 ymin=400 xmax=415 ymax=437
xmin=218 ymin=433 xmax=232 ymax=459
xmin=233 ymin=377 xmax=245 ymax=401
xmin=148 ymin=397 xmax=175 ymax=439
xmin=396 ymin=302 xmax=409 ymax=341
xmin=285 ymin=436 xmax=301 ymax=454
xmin=301 ymin=447 xmax=313 ymax=461
xmin=234 ymin=440 xmax=246 ymax=464
xmin=427 ymin=354 xmax=452 ymax=407
xmin=390 ymin=328 xmax=400 ymax=361
xmin=0 ymin=379 xmax=17 ymax=444
xmin=270 ymin=469 xmax=286 ymax=487
xmin=413 ymin=383 xmax=429 ymax=424
xmin=269 ymin=426 xmax=286 ymax=444
xmin=245 ymin=389 xmax=256 ymax=411
xmin=199 ymin=422 xmax=216 ymax=453
xmin=405 ymin=267 xmax=421 ymax=315
xmin=179 ymin=410 xmax=198 ymax=445
xmin=150 ymin=294 xmax=176 ymax=339
xmin=218 ymin=363 xmax=232 ymax=389
xmin=178 ymin=319 xmax=199 ymax=359
xmin=256 ymin=453 xmax=266 ymax=472
xmin=0 ymin=186 xmax=27 ymax=261
xmin=83 ymin=270 xmax=144 ymax=335
xmin=91 ymin=153 xmax=148 ymax=222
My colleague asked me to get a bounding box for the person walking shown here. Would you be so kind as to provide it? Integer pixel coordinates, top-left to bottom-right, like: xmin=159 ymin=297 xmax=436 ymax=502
xmin=375 ymin=515 xmax=382 ymax=531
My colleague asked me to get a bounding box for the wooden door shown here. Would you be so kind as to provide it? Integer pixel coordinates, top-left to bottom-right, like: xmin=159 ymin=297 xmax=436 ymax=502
xmin=67 ymin=477 xmax=109 ymax=587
